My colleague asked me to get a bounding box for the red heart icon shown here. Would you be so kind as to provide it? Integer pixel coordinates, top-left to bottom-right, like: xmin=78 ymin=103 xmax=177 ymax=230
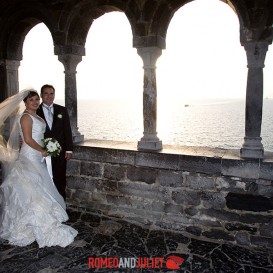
xmin=166 ymin=255 xmax=185 ymax=269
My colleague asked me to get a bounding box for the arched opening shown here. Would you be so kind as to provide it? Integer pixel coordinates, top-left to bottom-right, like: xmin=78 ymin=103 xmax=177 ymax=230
xmin=77 ymin=12 xmax=143 ymax=141
xmin=19 ymin=23 xmax=64 ymax=101
xmin=157 ymin=0 xmax=247 ymax=149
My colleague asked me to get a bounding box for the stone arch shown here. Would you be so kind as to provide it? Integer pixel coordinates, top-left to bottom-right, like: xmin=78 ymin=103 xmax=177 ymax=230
xmin=0 ymin=3 xmax=58 ymax=60
xmin=58 ymin=0 xmax=141 ymax=48
xmin=226 ymin=0 xmax=273 ymax=44
xmin=149 ymin=0 xmax=242 ymax=42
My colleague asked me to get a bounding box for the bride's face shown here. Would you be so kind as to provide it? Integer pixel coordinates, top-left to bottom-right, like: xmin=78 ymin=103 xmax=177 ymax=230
xmin=25 ymin=95 xmax=40 ymax=111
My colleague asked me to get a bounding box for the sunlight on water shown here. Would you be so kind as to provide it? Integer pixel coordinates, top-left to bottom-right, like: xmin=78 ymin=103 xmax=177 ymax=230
xmin=65 ymin=98 xmax=273 ymax=151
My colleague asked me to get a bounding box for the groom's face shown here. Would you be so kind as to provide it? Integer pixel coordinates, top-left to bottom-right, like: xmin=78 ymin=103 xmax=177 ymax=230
xmin=41 ymin=87 xmax=55 ymax=106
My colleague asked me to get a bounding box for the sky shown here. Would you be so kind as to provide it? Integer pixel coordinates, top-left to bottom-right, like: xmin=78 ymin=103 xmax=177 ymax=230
xmin=19 ymin=0 xmax=273 ymax=101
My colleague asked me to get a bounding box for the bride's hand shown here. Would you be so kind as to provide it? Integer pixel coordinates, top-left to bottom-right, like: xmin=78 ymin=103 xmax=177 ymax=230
xmin=42 ymin=151 xmax=48 ymax=157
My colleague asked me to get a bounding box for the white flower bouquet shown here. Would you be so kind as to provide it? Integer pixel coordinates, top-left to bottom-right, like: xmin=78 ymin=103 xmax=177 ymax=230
xmin=42 ymin=137 xmax=62 ymax=157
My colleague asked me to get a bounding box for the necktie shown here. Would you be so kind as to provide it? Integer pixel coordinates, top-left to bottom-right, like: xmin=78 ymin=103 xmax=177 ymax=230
xmin=44 ymin=104 xmax=53 ymax=128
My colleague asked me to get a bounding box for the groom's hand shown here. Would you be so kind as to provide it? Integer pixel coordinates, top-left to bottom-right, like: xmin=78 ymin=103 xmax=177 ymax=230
xmin=65 ymin=152 xmax=72 ymax=161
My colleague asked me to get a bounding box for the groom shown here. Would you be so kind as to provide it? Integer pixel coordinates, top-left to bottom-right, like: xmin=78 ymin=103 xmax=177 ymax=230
xmin=37 ymin=84 xmax=73 ymax=200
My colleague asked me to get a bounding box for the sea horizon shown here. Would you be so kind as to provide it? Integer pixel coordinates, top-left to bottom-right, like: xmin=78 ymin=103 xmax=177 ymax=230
xmin=56 ymin=98 xmax=273 ymax=152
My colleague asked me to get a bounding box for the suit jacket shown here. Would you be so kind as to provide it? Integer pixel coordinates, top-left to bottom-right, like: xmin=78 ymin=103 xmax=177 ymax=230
xmin=37 ymin=103 xmax=73 ymax=153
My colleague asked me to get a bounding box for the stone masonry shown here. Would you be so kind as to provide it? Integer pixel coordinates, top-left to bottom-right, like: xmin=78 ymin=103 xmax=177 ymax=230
xmin=67 ymin=140 xmax=273 ymax=251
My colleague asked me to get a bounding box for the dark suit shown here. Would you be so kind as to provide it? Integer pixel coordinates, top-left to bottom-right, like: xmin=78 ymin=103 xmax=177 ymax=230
xmin=37 ymin=103 xmax=73 ymax=200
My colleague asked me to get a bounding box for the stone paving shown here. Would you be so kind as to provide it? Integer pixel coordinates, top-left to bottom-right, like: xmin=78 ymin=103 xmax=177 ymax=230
xmin=0 ymin=209 xmax=272 ymax=273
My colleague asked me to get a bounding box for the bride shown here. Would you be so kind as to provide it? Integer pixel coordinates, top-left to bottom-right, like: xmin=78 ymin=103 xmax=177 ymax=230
xmin=0 ymin=89 xmax=77 ymax=247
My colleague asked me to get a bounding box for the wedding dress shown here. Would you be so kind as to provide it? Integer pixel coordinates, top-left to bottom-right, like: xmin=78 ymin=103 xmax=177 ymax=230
xmin=0 ymin=109 xmax=77 ymax=247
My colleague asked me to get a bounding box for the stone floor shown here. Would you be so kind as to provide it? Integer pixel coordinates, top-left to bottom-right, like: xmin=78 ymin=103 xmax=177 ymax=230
xmin=1 ymin=209 xmax=273 ymax=273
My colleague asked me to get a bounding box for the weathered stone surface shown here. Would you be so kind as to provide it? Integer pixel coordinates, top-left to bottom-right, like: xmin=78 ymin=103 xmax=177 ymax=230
xmin=215 ymin=176 xmax=231 ymax=189
xmin=225 ymin=223 xmax=257 ymax=233
xmin=184 ymin=207 xmax=199 ymax=216
xmin=201 ymin=191 xmax=226 ymax=209
xmin=103 ymin=164 xmax=126 ymax=181
xmin=211 ymin=248 xmax=242 ymax=272
xmin=146 ymin=230 xmax=167 ymax=256
xmin=67 ymin=144 xmax=273 ymax=249
xmin=260 ymin=221 xmax=273 ymax=237
xmin=157 ymin=170 xmax=183 ymax=187
xmin=67 ymin=159 xmax=81 ymax=175
xmin=80 ymin=161 xmax=102 ymax=177
xmin=245 ymin=181 xmax=258 ymax=193
xmin=250 ymin=235 xmax=273 ymax=249
xmin=235 ymin=232 xmax=250 ymax=246
xmin=164 ymin=203 xmax=183 ymax=214
xmin=172 ymin=190 xmax=201 ymax=206
xmin=188 ymin=238 xmax=219 ymax=255
xmin=73 ymin=146 xmax=105 ymax=162
xmin=186 ymin=174 xmax=215 ymax=190
xmin=67 ymin=176 xmax=98 ymax=191
xmin=202 ymin=230 xmax=235 ymax=241
xmin=258 ymin=183 xmax=273 ymax=197
xmin=195 ymin=219 xmax=222 ymax=228
xmin=103 ymin=149 xmax=136 ymax=165
xmin=95 ymin=180 xmax=118 ymax=193
xmin=136 ymin=151 xmax=179 ymax=170
xmin=71 ymin=189 xmax=91 ymax=202
xmin=179 ymin=155 xmax=222 ymax=174
xmin=222 ymin=158 xmax=260 ymax=179
xmin=126 ymin=165 xmax=158 ymax=184
xmin=185 ymin=226 xmax=202 ymax=236
xmin=118 ymin=181 xmax=171 ymax=201
xmin=202 ymin=208 xmax=240 ymax=222
xmin=260 ymin=161 xmax=273 ymax=180
xmin=162 ymin=214 xmax=193 ymax=225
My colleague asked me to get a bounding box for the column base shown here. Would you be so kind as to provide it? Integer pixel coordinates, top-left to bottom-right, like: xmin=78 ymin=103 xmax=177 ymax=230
xmin=137 ymin=136 xmax=162 ymax=151
xmin=73 ymin=133 xmax=84 ymax=144
xmin=240 ymin=137 xmax=264 ymax=159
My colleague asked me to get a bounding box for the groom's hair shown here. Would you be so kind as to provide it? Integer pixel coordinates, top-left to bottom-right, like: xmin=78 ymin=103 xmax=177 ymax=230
xmin=40 ymin=84 xmax=55 ymax=95
xmin=23 ymin=90 xmax=39 ymax=102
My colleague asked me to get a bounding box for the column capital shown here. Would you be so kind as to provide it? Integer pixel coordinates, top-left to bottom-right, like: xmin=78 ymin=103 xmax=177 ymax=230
xmin=137 ymin=47 xmax=162 ymax=69
xmin=3 ymin=59 xmax=20 ymax=70
xmin=133 ymin=35 xmax=166 ymax=49
xmin=58 ymin=54 xmax=82 ymax=72
xmin=244 ymin=41 xmax=269 ymax=68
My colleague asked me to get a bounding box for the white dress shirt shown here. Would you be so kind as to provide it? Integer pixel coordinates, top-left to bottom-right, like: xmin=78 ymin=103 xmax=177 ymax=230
xmin=42 ymin=103 xmax=53 ymax=129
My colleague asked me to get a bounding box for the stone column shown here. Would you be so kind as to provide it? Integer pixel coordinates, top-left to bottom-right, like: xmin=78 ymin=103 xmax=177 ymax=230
xmin=137 ymin=47 xmax=162 ymax=151
xmin=3 ymin=59 xmax=20 ymax=97
xmin=0 ymin=59 xmax=20 ymax=140
xmin=58 ymin=54 xmax=84 ymax=143
xmin=240 ymin=41 xmax=268 ymax=159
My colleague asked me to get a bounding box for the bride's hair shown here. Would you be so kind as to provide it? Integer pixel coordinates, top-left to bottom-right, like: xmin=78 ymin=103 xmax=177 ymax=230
xmin=23 ymin=90 xmax=39 ymax=102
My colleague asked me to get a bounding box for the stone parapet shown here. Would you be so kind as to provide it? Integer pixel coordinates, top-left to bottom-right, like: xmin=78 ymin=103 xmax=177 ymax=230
xmin=67 ymin=140 xmax=273 ymax=250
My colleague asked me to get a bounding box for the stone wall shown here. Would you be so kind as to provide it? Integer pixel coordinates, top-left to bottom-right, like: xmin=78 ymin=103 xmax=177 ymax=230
xmin=67 ymin=140 xmax=273 ymax=250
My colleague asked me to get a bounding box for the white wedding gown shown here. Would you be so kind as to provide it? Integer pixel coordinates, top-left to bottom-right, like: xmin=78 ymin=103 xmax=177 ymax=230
xmin=0 ymin=113 xmax=77 ymax=247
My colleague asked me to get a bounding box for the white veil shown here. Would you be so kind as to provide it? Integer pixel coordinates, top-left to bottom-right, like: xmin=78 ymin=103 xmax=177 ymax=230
xmin=0 ymin=89 xmax=34 ymax=179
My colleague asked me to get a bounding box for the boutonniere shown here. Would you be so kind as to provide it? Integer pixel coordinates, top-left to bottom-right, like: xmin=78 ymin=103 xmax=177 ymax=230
xmin=57 ymin=114 xmax=63 ymax=119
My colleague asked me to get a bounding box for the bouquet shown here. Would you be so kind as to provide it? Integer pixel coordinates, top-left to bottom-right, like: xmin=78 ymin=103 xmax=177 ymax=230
xmin=42 ymin=137 xmax=62 ymax=157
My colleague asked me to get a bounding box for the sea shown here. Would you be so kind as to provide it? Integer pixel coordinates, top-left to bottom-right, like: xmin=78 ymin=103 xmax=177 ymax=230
xmin=58 ymin=98 xmax=273 ymax=152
